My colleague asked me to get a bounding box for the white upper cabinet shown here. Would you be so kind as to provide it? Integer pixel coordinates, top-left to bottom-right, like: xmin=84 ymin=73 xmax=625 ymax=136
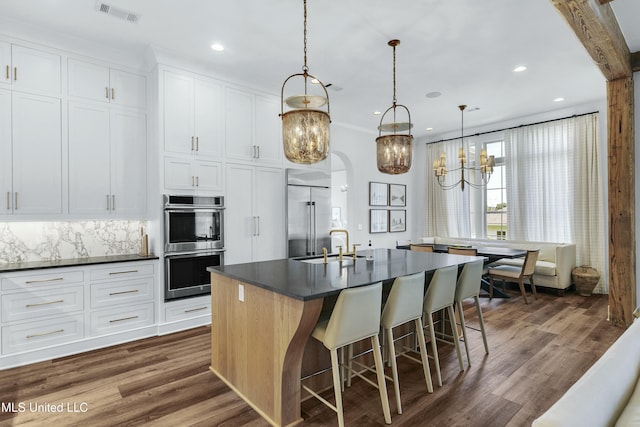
xmin=225 ymin=87 xmax=282 ymax=167
xmin=0 ymin=43 xmax=61 ymax=95
xmin=163 ymin=70 xmax=223 ymax=158
xmin=164 ymin=157 xmax=222 ymax=193
xmin=68 ymin=58 xmax=146 ymax=109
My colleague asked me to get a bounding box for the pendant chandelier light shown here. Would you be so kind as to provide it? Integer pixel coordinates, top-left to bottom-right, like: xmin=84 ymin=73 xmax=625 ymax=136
xmin=376 ymin=39 xmax=413 ymax=175
xmin=433 ymin=105 xmax=495 ymax=191
xmin=280 ymin=0 xmax=331 ymax=164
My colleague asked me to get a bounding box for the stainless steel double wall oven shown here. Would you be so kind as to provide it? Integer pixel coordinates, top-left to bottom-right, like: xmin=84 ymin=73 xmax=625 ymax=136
xmin=163 ymin=195 xmax=224 ymax=301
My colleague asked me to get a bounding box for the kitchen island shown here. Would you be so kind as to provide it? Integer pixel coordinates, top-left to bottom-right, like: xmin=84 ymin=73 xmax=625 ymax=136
xmin=207 ymin=248 xmax=477 ymax=427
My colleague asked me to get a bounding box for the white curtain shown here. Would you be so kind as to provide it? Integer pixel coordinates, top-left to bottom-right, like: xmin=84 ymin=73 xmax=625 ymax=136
xmin=505 ymin=113 xmax=606 ymax=292
xmin=424 ymin=140 xmax=471 ymax=237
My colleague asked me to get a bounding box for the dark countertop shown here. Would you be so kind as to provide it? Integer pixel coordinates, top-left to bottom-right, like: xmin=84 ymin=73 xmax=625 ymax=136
xmin=0 ymin=254 xmax=159 ymax=273
xmin=208 ymin=248 xmax=482 ymax=301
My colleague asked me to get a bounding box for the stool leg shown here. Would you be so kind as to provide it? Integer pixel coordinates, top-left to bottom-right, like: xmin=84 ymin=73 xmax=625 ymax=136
xmin=330 ymin=348 xmax=345 ymax=427
xmin=489 ymin=276 xmax=494 ymax=299
xmin=447 ymin=305 xmax=465 ymax=372
xmin=457 ymin=300 xmax=471 ymax=368
xmin=346 ymin=344 xmax=353 ymax=388
xmin=385 ymin=327 xmax=402 ymax=414
xmin=426 ymin=313 xmax=442 ymax=387
xmin=372 ymin=334 xmax=392 ymax=424
xmin=414 ymin=318 xmax=433 ymax=393
xmin=474 ymin=296 xmax=489 ymax=354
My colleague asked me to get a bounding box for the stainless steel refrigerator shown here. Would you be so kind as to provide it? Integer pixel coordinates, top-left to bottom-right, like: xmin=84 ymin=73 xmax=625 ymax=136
xmin=286 ymin=169 xmax=331 ymax=257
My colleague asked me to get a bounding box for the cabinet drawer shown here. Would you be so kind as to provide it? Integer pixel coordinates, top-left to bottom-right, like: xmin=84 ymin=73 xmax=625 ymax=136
xmin=1 ymin=270 xmax=84 ymax=291
xmin=2 ymin=314 xmax=84 ymax=354
xmin=165 ymin=299 xmax=211 ymax=323
xmin=91 ymin=277 xmax=154 ymax=308
xmin=90 ymin=262 xmax=154 ymax=281
xmin=1 ymin=286 xmax=84 ymax=323
xmin=90 ymin=302 xmax=154 ymax=336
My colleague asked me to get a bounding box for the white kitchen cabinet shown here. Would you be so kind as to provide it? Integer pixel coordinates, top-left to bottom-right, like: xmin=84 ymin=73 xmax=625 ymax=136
xmin=2 ymin=91 xmax=62 ymax=215
xmin=225 ymin=87 xmax=282 ymax=166
xmin=164 ymin=156 xmax=223 ymax=193
xmin=68 ymin=101 xmax=147 ymax=216
xmin=163 ymin=70 xmax=223 ymax=158
xmin=68 ymin=58 xmax=146 ymax=109
xmin=224 ymin=163 xmax=285 ymax=265
xmin=0 ymin=42 xmax=61 ymax=95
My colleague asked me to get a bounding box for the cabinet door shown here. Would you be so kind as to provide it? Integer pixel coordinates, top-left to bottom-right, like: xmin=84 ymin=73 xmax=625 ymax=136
xmin=225 ymin=87 xmax=254 ymax=162
xmin=194 ymin=78 xmax=223 ymax=158
xmin=224 ymin=164 xmax=254 ymax=265
xmin=68 ymin=59 xmax=110 ymax=103
xmin=68 ymin=101 xmax=111 ymax=215
xmin=163 ymin=71 xmax=194 ymax=154
xmin=164 ymin=157 xmax=194 ymax=191
xmin=194 ymin=160 xmax=223 ymax=192
xmin=254 ymin=167 xmax=285 ymax=262
xmin=11 ymin=45 xmax=61 ymax=95
xmin=11 ymin=92 xmax=62 ymax=214
xmin=0 ymin=42 xmax=10 ymax=86
xmin=110 ymin=69 xmax=146 ymax=109
xmin=254 ymin=96 xmax=282 ymax=166
xmin=110 ymin=108 xmax=147 ymax=216
xmin=0 ymin=89 xmax=11 ymax=213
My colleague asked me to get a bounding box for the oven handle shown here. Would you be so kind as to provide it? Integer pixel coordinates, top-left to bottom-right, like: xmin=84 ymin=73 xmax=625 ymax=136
xmin=164 ymin=208 xmax=225 ymax=213
xmin=165 ymin=250 xmax=225 ymax=259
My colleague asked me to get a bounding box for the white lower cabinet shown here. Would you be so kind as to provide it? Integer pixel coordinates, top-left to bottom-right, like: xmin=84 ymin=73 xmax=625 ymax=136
xmin=0 ymin=260 xmax=157 ymax=368
xmin=164 ymin=296 xmax=211 ymax=323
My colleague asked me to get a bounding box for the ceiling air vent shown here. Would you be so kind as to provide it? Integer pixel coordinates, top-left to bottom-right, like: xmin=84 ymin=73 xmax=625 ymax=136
xmin=96 ymin=2 xmax=140 ymax=23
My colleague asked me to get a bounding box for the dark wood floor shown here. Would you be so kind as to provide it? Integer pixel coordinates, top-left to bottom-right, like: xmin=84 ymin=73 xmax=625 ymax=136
xmin=0 ymin=288 xmax=624 ymax=427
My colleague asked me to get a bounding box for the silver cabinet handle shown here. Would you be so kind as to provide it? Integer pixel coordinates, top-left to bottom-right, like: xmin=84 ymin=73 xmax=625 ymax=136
xmin=195 ymin=176 xmax=199 ymax=187
xmin=109 ymin=289 xmax=139 ymax=296
xmin=257 ymin=216 xmax=260 ymax=236
xmin=14 ymin=192 xmax=18 ymax=210
xmin=108 ymin=269 xmax=139 ymax=275
xmin=106 ymin=194 xmax=110 ymax=210
xmin=13 ymin=67 xmax=17 ymax=81
xmin=185 ymin=306 xmax=208 ymax=313
xmin=105 ymin=87 xmax=109 ymax=99
xmin=195 ymin=136 xmax=199 ymax=151
xmin=111 ymin=195 xmax=115 ymax=211
xmin=109 ymin=315 xmax=139 ymax=323
xmin=191 ymin=136 xmax=195 ymax=151
xmin=27 ymin=329 xmax=64 ymax=339
xmin=111 ymin=87 xmax=115 ymax=100
xmin=25 ymin=277 xmax=64 ymax=284
xmin=256 ymin=145 xmax=260 ymax=159
xmin=26 ymin=299 xmax=64 ymax=308
xmin=5 ymin=65 xmax=9 ymax=80
xmin=6 ymin=192 xmax=10 ymax=210
xmin=191 ymin=176 xmax=195 ymax=187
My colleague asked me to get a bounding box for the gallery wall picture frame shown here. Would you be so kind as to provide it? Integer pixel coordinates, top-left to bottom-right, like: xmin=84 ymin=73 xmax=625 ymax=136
xmin=389 ymin=184 xmax=406 ymax=207
xmin=370 ymin=209 xmax=388 ymax=233
xmin=389 ymin=210 xmax=406 ymax=232
xmin=369 ymin=182 xmax=388 ymax=206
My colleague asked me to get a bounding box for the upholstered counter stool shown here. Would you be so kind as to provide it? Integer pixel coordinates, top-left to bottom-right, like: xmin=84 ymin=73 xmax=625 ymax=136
xmin=302 ymin=282 xmax=391 ymax=427
xmin=422 ymin=265 xmax=464 ymax=387
xmin=381 ymin=271 xmax=433 ymax=415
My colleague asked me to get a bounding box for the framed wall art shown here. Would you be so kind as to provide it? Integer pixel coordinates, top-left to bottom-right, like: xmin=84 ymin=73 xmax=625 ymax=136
xmin=369 ymin=209 xmax=388 ymax=233
xmin=389 ymin=210 xmax=406 ymax=232
xmin=389 ymin=184 xmax=406 ymax=207
xmin=369 ymin=182 xmax=388 ymax=206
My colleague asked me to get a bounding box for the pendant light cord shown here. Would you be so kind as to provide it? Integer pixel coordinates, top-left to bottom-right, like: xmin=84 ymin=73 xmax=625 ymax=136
xmin=303 ymin=0 xmax=308 ymax=73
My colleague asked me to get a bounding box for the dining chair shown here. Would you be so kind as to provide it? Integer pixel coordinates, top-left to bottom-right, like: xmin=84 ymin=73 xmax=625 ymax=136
xmin=488 ymin=250 xmax=539 ymax=304
xmin=422 ymin=265 xmax=464 ymax=387
xmin=302 ymin=282 xmax=391 ymax=427
xmin=381 ymin=272 xmax=433 ymax=414
xmin=410 ymin=244 xmax=434 ymax=252
xmin=454 ymin=260 xmax=489 ymax=368
xmin=447 ymin=247 xmax=477 ymax=256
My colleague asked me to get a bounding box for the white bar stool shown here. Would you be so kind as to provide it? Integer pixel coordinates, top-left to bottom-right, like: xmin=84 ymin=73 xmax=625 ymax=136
xmin=302 ymin=282 xmax=391 ymax=427
xmin=381 ymin=271 xmax=433 ymax=415
xmin=454 ymin=259 xmax=489 ymax=368
xmin=422 ymin=265 xmax=464 ymax=387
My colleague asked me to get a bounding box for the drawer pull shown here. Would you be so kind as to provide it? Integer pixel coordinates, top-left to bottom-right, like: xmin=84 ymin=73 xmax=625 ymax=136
xmin=26 ymin=299 xmax=64 ymax=308
xmin=109 ymin=289 xmax=139 ymax=296
xmin=5 ymin=65 xmax=8 ymax=80
xmin=185 ymin=306 xmax=208 ymax=313
xmin=108 ymin=270 xmax=139 ymax=275
xmin=25 ymin=277 xmax=64 ymax=284
xmin=109 ymin=315 xmax=139 ymax=323
xmin=27 ymin=329 xmax=64 ymax=339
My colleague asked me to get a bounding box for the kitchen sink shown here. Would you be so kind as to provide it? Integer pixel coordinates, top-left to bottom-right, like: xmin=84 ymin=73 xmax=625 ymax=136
xmin=295 ymin=254 xmax=364 ymax=265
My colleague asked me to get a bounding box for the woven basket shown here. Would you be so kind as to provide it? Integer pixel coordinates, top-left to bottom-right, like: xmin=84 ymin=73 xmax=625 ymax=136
xmin=572 ymin=266 xmax=600 ymax=296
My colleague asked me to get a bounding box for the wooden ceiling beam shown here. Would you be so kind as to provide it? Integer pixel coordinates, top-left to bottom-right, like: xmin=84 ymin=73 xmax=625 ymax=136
xmin=550 ymin=0 xmax=631 ymax=80
xmin=598 ymin=0 xmax=614 ymax=4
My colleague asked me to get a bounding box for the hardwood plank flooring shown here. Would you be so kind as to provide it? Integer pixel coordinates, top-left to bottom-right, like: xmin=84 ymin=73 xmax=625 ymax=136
xmin=0 ymin=289 xmax=624 ymax=426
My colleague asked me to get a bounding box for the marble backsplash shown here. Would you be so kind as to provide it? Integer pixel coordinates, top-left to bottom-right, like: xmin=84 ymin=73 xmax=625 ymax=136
xmin=0 ymin=221 xmax=148 ymax=264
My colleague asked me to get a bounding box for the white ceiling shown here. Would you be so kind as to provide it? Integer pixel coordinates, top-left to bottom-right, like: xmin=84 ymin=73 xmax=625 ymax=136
xmin=0 ymin=0 xmax=638 ymax=138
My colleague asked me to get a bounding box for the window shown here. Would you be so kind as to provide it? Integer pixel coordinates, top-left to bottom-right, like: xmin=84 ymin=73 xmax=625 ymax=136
xmin=485 ymin=141 xmax=506 ymax=239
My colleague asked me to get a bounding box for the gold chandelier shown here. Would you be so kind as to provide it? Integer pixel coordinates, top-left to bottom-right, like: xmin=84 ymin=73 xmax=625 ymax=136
xmin=376 ymin=39 xmax=413 ymax=175
xmin=433 ymin=105 xmax=495 ymax=190
xmin=280 ymin=0 xmax=331 ymax=164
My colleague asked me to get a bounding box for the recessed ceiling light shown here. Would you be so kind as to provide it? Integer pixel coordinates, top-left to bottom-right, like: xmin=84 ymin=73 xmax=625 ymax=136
xmin=513 ymin=65 xmax=527 ymax=73
xmin=211 ymin=43 xmax=224 ymax=52
xmin=554 ymin=97 xmax=565 ymax=102
xmin=373 ymin=111 xmax=381 ymax=115
xmin=426 ymin=127 xmax=433 ymax=131
xmin=425 ymin=91 xmax=442 ymax=99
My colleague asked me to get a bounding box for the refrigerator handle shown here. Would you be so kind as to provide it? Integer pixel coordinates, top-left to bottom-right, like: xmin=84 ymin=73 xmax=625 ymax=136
xmin=312 ymin=201 xmax=317 ymax=255
xmin=306 ymin=201 xmax=312 ymax=255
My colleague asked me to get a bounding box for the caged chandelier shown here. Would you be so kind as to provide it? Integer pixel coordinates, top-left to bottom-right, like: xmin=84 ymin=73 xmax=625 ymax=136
xmin=433 ymin=104 xmax=495 ymax=191
xmin=376 ymin=39 xmax=413 ymax=174
xmin=279 ymin=0 xmax=331 ymax=164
